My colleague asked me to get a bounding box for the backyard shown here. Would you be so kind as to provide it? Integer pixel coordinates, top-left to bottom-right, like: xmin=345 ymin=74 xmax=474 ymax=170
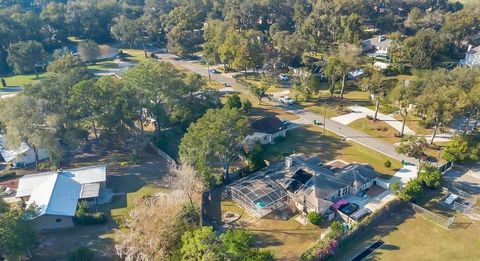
xmin=222 ymin=201 xmax=327 ymax=260
xmin=34 ymin=148 xmax=171 ymax=260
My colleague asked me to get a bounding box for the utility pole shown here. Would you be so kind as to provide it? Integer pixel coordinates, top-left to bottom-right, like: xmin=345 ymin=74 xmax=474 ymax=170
xmin=323 ymin=100 xmax=327 ymax=135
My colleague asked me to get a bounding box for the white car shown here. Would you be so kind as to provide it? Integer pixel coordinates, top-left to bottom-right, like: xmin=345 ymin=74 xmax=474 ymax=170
xmin=279 ymin=96 xmax=295 ymax=105
xmin=279 ymin=74 xmax=289 ymax=81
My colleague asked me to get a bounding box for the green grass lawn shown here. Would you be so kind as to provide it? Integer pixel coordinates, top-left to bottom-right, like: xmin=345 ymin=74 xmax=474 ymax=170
xmin=263 ymin=125 xmax=401 ymax=176
xmin=349 ymin=118 xmax=401 ymax=144
xmin=333 ymin=208 xmax=480 ymax=261
xmin=1 ymin=72 xmax=48 ymax=87
xmin=222 ymin=201 xmax=326 ymax=260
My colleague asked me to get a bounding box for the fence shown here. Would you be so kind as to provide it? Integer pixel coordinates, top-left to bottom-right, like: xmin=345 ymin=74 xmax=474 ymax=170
xmin=147 ymin=142 xmax=179 ymax=169
xmin=410 ymin=202 xmax=455 ymax=229
xmin=438 ymin=161 xmax=454 ymax=174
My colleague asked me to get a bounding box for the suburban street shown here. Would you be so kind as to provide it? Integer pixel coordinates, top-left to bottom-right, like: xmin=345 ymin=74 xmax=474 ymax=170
xmin=156 ymin=53 xmax=416 ymax=165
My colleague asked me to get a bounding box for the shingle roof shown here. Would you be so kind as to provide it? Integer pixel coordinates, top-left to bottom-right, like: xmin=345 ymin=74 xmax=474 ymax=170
xmin=251 ymin=116 xmax=286 ymax=134
xmin=335 ymin=164 xmax=380 ymax=187
xmin=361 ymin=36 xmax=392 ymax=51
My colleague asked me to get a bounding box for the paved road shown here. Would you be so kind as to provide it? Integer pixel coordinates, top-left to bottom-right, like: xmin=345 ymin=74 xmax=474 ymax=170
xmin=156 ymin=54 xmax=416 ymax=164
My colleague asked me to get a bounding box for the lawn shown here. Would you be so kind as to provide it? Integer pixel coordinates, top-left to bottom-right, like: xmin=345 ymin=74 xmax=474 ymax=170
xmin=263 ymin=125 xmax=402 ymax=176
xmin=222 ymin=201 xmax=326 ymax=260
xmin=348 ymin=118 xmax=401 ymax=144
xmin=332 ymin=206 xmax=480 ymax=261
xmin=1 ymin=72 xmax=48 ymax=87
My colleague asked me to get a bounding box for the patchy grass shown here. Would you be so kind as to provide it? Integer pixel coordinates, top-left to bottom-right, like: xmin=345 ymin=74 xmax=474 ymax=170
xmin=334 ymin=206 xmax=480 ymax=261
xmin=263 ymin=125 xmax=401 ymax=175
xmin=349 ymin=118 xmax=402 ymax=144
xmin=222 ymin=201 xmax=325 ymax=260
xmin=393 ymin=114 xmax=432 ymax=135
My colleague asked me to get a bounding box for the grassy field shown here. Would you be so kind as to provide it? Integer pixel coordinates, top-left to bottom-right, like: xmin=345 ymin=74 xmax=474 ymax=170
xmin=333 ymin=207 xmax=480 ymax=261
xmin=1 ymin=72 xmax=48 ymax=87
xmin=349 ymin=118 xmax=401 ymax=144
xmin=263 ymin=125 xmax=402 ymax=176
xmin=222 ymin=201 xmax=326 ymax=260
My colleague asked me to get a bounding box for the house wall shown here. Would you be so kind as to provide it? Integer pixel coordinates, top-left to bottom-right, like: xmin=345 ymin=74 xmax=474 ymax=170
xmin=325 ymin=185 xmax=350 ymax=201
xmin=375 ymin=46 xmax=389 ymax=54
xmin=463 ymin=53 xmax=480 ymax=66
xmin=13 ymin=148 xmax=49 ymax=165
xmin=34 ymin=215 xmax=74 ymax=230
xmin=245 ymin=130 xmax=286 ymax=146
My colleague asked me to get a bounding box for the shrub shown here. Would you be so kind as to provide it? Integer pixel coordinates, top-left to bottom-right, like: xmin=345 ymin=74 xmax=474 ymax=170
xmin=389 ymin=181 xmax=401 ymax=195
xmin=241 ymin=100 xmax=252 ymax=112
xmin=68 ymin=246 xmax=94 ymax=261
xmin=74 ymin=201 xmax=108 ymax=225
xmin=307 ymin=212 xmax=323 ymax=226
xmin=327 ymin=221 xmax=344 ymax=239
xmin=399 ymin=179 xmax=423 ymax=202
xmin=246 ymin=144 xmax=266 ymax=172
xmin=384 ymin=160 xmax=392 ymax=168
xmin=419 ymin=164 xmax=442 ymax=189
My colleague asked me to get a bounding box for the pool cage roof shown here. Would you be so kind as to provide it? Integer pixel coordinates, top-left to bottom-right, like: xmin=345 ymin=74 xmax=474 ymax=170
xmin=228 ymin=174 xmax=288 ymax=218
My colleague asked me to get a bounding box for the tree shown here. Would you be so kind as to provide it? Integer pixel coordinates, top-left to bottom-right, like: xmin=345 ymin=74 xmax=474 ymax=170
xmin=399 ymin=179 xmax=423 ymax=202
xmin=221 ymin=229 xmax=273 ymax=261
xmin=167 ymin=27 xmax=202 ymax=57
xmin=246 ymin=143 xmax=265 ymax=172
xmin=47 ymin=54 xmax=83 ymax=74
xmin=416 ymin=85 xmax=466 ymax=144
xmin=181 ymin=226 xmax=223 ymax=261
xmin=324 ymin=56 xmax=342 ymax=99
xmin=179 ymin=108 xmax=251 ymax=182
xmin=396 ymin=136 xmax=427 ymax=168
xmin=442 ymin=134 xmax=470 ymax=162
xmin=360 ymin=70 xmax=396 ymax=121
xmin=337 ymin=43 xmax=361 ymax=100
xmin=248 ymin=74 xmax=274 ymax=104
xmin=0 ymin=95 xmax=61 ymax=169
xmin=225 ymin=94 xmax=242 ymax=110
xmin=78 ymin=40 xmax=100 ymax=64
xmin=389 ymin=81 xmax=418 ymax=136
xmin=116 ymin=191 xmax=200 ymax=260
xmin=402 ymin=29 xmax=444 ymax=69
xmin=0 ymin=204 xmax=39 ymax=259
xmin=163 ymin=165 xmax=205 ymax=204
xmin=111 ymin=16 xmax=143 ymax=47
xmin=7 ymin=41 xmax=45 ymax=75
xmin=419 ymin=164 xmax=442 ymax=189
xmin=389 ymin=181 xmax=401 ymax=195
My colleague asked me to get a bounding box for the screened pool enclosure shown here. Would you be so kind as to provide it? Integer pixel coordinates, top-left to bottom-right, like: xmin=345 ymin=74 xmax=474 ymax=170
xmin=227 ymin=174 xmax=288 ymax=218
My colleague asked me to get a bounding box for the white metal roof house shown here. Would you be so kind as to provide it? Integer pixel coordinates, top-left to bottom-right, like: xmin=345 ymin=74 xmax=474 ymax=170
xmin=460 ymin=45 xmax=480 ymax=67
xmin=16 ymin=165 xmax=107 ymax=230
xmin=0 ymin=136 xmax=49 ymax=166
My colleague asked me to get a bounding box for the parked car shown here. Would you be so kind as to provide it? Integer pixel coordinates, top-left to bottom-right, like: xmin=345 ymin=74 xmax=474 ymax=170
xmin=279 ymin=96 xmax=295 ymax=105
xmin=208 ymin=69 xmax=220 ymax=74
xmin=279 ymin=74 xmax=289 ymax=81
xmin=339 ymin=203 xmax=359 ymax=215
xmin=282 ymin=120 xmax=290 ymax=126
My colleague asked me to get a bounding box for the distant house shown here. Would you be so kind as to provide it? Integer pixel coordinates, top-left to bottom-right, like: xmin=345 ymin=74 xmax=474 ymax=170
xmin=16 ymin=165 xmax=108 ymax=230
xmin=460 ymin=45 xmax=480 ymax=67
xmin=361 ymin=35 xmax=392 ymax=54
xmin=227 ymin=153 xmax=380 ymax=218
xmin=244 ymin=116 xmax=287 ymax=146
xmin=0 ymin=136 xmax=49 ymax=166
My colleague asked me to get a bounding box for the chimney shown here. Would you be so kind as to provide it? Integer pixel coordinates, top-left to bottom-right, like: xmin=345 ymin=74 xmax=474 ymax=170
xmin=285 ymin=156 xmax=293 ymax=168
xmin=468 ymin=45 xmax=473 ymax=52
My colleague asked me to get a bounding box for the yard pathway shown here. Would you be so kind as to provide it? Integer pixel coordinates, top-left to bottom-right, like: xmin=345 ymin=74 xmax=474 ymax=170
xmin=155 ymin=54 xmax=417 ymax=166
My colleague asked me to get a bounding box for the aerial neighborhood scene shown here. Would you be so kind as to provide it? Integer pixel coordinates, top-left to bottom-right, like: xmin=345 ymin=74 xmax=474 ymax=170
xmin=0 ymin=0 xmax=480 ymax=260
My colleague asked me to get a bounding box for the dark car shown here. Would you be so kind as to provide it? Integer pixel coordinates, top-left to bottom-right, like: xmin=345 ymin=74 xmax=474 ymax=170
xmin=339 ymin=203 xmax=359 ymax=215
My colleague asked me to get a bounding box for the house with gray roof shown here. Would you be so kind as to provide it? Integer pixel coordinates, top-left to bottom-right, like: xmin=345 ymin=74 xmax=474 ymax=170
xmin=227 ymin=153 xmax=380 ymax=217
xmin=16 ymin=165 xmax=109 ymax=230
xmin=361 ymin=35 xmax=392 ymax=54
xmin=244 ymin=116 xmax=287 ymax=146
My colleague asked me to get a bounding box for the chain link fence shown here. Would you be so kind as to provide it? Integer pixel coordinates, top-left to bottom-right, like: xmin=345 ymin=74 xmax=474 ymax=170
xmin=410 ymin=202 xmax=455 ymax=229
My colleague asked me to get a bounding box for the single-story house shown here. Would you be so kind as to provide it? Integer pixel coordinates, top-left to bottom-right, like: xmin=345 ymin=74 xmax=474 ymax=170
xmin=361 ymin=35 xmax=392 ymax=54
xmin=0 ymin=136 xmax=49 ymax=166
xmin=460 ymin=45 xmax=480 ymax=67
xmin=227 ymin=154 xmax=380 ymax=217
xmin=16 ymin=165 xmax=108 ymax=230
xmin=244 ymin=116 xmax=287 ymax=146
xmin=347 ymin=69 xmax=365 ymax=81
